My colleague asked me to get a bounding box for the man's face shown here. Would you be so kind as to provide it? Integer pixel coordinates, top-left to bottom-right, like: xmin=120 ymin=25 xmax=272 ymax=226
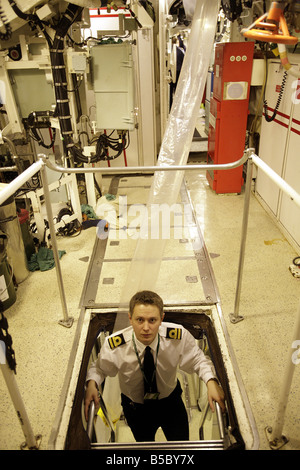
xmin=129 ymin=303 xmax=164 ymax=345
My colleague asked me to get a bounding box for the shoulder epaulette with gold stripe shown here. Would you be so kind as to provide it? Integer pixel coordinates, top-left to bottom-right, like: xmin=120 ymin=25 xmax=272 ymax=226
xmin=166 ymin=327 xmax=182 ymax=340
xmin=108 ymin=333 xmax=126 ymax=350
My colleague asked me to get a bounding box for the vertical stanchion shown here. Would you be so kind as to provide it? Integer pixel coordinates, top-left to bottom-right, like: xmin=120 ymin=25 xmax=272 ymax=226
xmin=230 ymin=151 xmax=254 ymax=324
xmin=39 ymin=159 xmax=73 ymax=328
xmin=0 ymin=362 xmax=41 ymax=449
xmin=265 ymin=298 xmax=300 ymax=449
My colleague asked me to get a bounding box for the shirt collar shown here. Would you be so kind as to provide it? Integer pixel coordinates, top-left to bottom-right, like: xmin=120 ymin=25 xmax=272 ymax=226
xmin=133 ymin=332 xmax=159 ymax=354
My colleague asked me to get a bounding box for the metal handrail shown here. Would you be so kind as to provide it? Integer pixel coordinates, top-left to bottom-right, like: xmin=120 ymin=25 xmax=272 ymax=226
xmin=86 ymin=400 xmax=95 ymax=441
xmin=230 ymin=149 xmax=300 ymax=449
xmin=43 ymin=152 xmax=248 ymax=175
xmin=6 ymin=147 xmax=300 ymax=449
xmin=0 ymin=151 xmax=249 ymax=327
xmin=215 ymin=402 xmax=225 ymax=440
xmin=0 ymin=151 xmax=247 ymax=450
xmin=86 ymin=396 xmax=116 ymax=443
xmin=199 ymin=401 xmax=226 ymax=446
xmin=0 ymin=159 xmax=44 ymax=207
xmin=232 ymin=149 xmax=300 ymax=324
xmin=198 ymin=401 xmax=210 ymax=440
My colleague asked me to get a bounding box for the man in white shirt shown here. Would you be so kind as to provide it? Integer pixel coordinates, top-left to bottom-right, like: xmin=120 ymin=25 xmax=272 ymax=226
xmin=84 ymin=290 xmax=225 ymax=441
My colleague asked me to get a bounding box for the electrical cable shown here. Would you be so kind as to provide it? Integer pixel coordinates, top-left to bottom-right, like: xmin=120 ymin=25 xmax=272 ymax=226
xmin=71 ymin=130 xmax=129 ymax=164
xmin=263 ymin=70 xmax=288 ymax=122
xmin=26 ymin=111 xmax=57 ymax=149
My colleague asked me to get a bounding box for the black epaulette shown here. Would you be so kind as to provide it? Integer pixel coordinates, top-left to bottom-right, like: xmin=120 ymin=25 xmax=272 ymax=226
xmin=108 ymin=333 xmax=126 ymax=350
xmin=166 ymin=327 xmax=182 ymax=340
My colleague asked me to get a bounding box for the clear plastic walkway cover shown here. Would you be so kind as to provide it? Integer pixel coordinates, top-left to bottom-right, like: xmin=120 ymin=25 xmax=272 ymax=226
xmin=118 ymin=0 xmax=220 ymax=310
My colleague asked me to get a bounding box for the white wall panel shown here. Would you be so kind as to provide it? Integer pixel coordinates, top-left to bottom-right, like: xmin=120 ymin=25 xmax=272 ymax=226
xmin=256 ymin=56 xmax=300 ymax=249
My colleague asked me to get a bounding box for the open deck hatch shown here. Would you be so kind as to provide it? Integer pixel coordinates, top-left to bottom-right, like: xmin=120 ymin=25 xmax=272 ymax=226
xmin=64 ymin=311 xmax=245 ymax=450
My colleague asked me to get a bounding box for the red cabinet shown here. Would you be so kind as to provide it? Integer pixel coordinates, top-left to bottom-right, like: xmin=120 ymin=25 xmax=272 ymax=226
xmin=207 ymin=42 xmax=254 ymax=193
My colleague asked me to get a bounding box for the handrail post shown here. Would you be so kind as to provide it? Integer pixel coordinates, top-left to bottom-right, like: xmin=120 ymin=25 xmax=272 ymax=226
xmin=265 ymin=297 xmax=300 ymax=449
xmin=215 ymin=402 xmax=225 ymax=440
xmin=0 ymin=361 xmax=41 ymax=449
xmin=230 ymin=150 xmax=254 ymax=324
xmin=198 ymin=401 xmax=210 ymax=440
xmin=86 ymin=400 xmax=95 ymax=441
xmin=87 ymin=395 xmax=116 ymax=443
xmin=39 ymin=156 xmax=73 ymax=328
xmin=198 ymin=400 xmax=227 ymax=448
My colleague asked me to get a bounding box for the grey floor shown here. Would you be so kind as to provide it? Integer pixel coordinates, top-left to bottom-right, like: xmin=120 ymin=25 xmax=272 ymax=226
xmin=0 ymin=151 xmax=299 ymax=450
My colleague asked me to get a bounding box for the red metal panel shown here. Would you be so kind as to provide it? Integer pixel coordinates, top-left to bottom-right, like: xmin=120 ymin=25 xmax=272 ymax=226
xmin=207 ymin=100 xmax=246 ymax=193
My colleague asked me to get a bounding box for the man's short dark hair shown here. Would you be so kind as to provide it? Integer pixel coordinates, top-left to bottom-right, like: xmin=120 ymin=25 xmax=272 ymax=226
xmin=129 ymin=291 xmax=164 ymax=318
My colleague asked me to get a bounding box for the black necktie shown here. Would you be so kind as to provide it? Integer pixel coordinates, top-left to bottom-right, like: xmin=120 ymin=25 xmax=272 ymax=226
xmin=143 ymin=346 xmax=157 ymax=394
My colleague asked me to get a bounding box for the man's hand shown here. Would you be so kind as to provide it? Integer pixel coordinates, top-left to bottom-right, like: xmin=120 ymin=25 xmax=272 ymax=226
xmin=84 ymin=380 xmax=100 ymax=421
xmin=207 ymin=379 xmax=225 ymax=413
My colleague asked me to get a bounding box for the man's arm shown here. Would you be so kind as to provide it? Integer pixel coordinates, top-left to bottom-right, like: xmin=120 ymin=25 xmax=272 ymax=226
xmin=84 ymin=380 xmax=100 ymax=421
xmin=206 ymin=379 xmax=225 ymax=413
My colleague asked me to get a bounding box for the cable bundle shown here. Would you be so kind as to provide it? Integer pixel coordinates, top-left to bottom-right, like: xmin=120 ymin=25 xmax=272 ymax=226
xmin=26 ymin=111 xmax=56 ymax=149
xmin=5 ymin=1 xmax=131 ymax=165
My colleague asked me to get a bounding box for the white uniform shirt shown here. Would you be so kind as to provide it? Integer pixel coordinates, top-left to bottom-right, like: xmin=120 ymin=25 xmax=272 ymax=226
xmin=86 ymin=321 xmax=217 ymax=404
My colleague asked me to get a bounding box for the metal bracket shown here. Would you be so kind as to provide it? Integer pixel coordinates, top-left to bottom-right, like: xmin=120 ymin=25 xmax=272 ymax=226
xmin=265 ymin=426 xmax=289 ymax=450
xmin=229 ymin=313 xmax=244 ymax=324
xmin=20 ymin=434 xmax=42 ymax=450
xmin=58 ymin=317 xmax=74 ymax=328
